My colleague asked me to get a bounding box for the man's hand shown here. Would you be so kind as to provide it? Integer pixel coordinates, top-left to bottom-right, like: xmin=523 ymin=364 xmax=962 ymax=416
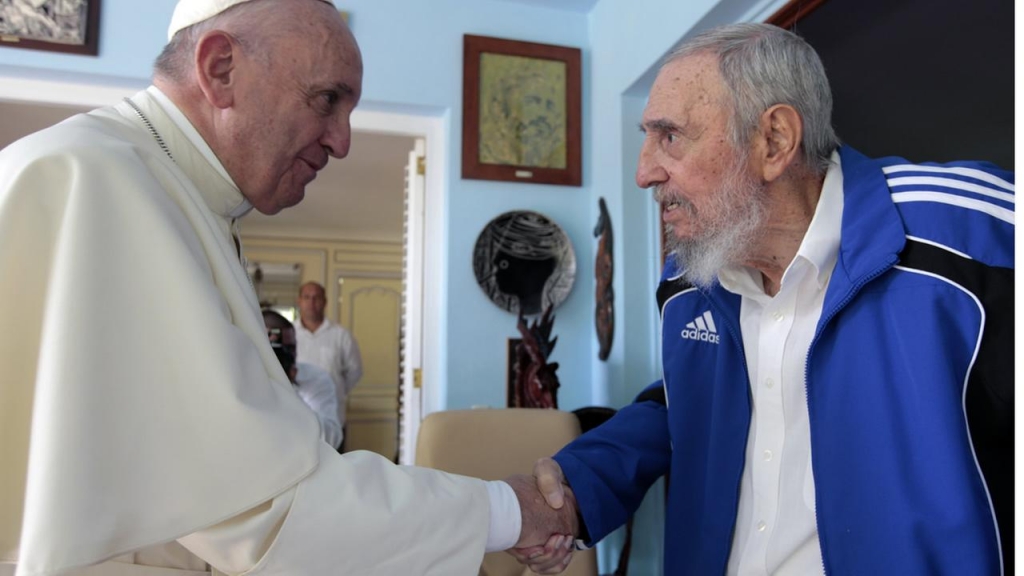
xmin=505 ymin=457 xmax=577 ymax=574
xmin=533 ymin=457 xmax=567 ymax=509
xmin=503 ymin=473 xmax=578 ymax=548
xmin=509 ymin=533 xmax=574 ymax=574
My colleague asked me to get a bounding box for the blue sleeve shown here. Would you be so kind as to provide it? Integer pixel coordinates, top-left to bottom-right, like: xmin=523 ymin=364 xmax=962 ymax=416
xmin=553 ymin=381 xmax=670 ymax=544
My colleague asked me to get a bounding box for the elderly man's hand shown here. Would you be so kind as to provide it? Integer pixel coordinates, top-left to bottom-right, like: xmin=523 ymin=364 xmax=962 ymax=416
xmin=504 ymin=457 xmax=577 ymax=574
xmin=509 ymin=533 xmax=575 ymax=574
xmin=532 ymin=456 xmax=568 ymax=509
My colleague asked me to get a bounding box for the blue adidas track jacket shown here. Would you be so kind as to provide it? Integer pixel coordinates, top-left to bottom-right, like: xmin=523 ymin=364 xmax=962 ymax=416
xmin=554 ymin=146 xmax=1014 ymax=575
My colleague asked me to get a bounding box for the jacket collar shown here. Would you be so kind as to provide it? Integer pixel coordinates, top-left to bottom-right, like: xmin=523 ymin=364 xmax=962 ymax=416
xmin=823 ymin=146 xmax=905 ymax=310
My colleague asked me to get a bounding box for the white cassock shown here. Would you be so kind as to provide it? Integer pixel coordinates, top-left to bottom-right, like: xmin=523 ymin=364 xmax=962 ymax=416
xmin=0 ymin=88 xmax=492 ymax=576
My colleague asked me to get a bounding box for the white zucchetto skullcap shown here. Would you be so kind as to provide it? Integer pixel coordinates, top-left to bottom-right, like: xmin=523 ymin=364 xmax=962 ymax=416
xmin=167 ymin=0 xmax=333 ymax=41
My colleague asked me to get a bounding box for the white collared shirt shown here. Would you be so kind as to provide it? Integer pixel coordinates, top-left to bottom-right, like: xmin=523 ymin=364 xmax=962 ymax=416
xmin=720 ymin=152 xmax=844 ymax=576
xmin=295 ymin=319 xmax=363 ymax=427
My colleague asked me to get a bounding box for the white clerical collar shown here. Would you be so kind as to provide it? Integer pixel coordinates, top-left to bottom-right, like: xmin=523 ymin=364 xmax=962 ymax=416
xmin=718 ymin=150 xmax=844 ymax=296
xmin=146 ymin=86 xmax=253 ymax=219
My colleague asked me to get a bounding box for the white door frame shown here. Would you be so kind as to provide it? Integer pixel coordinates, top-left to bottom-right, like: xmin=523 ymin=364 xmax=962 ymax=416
xmin=350 ymin=111 xmax=444 ymax=464
xmin=0 ymin=74 xmax=446 ymax=466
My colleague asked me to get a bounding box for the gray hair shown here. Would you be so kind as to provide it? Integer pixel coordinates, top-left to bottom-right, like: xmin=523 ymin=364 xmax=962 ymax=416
xmin=667 ymin=23 xmax=839 ymax=174
xmin=154 ymin=0 xmax=278 ymax=83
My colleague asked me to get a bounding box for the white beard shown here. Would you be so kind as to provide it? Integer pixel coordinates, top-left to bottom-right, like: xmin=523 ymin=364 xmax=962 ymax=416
xmin=659 ymin=155 xmax=767 ymax=288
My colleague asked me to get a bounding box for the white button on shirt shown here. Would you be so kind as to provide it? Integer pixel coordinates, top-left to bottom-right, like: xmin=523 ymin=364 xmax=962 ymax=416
xmin=719 ymin=152 xmax=844 ymax=576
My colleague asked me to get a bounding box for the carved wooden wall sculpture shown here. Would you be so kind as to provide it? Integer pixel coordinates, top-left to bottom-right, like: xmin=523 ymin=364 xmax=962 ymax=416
xmin=594 ymin=197 xmax=614 ymax=361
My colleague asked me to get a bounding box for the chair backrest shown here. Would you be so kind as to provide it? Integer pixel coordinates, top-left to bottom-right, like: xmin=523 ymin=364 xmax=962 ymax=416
xmin=416 ymin=408 xmax=598 ymax=576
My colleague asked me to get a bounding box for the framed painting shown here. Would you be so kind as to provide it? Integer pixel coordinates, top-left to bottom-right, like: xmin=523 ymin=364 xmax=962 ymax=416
xmin=462 ymin=34 xmax=581 ymax=186
xmin=0 ymin=0 xmax=100 ymax=55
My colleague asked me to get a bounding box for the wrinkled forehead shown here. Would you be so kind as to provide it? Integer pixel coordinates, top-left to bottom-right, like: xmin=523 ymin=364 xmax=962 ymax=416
xmin=659 ymin=54 xmax=725 ymax=98
xmin=293 ymin=16 xmax=363 ymax=93
xmin=645 ymin=54 xmax=730 ymax=122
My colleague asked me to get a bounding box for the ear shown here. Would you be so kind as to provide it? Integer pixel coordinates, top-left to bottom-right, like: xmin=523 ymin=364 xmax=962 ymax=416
xmin=194 ymin=30 xmax=239 ymax=109
xmin=755 ymin=104 xmax=803 ymax=182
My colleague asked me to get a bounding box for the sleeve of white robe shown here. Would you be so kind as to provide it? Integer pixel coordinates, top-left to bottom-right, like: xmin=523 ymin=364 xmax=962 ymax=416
xmin=179 ymin=444 xmax=521 ymax=575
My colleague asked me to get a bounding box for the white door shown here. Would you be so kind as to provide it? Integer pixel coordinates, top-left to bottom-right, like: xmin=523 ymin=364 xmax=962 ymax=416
xmin=399 ymin=138 xmax=426 ymax=464
xmin=339 ymin=276 xmax=403 ymax=459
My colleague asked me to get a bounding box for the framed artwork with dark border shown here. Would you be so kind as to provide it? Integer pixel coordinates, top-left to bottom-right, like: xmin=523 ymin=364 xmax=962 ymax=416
xmin=0 ymin=0 xmax=101 ymax=56
xmin=462 ymin=34 xmax=582 ymax=187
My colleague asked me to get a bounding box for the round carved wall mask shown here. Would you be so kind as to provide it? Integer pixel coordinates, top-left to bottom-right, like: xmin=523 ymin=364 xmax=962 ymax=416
xmin=472 ymin=210 xmax=576 ymax=315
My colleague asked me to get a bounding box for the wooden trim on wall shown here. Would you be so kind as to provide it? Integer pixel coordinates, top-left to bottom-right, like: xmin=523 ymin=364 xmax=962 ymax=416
xmin=766 ymin=0 xmax=830 ymax=28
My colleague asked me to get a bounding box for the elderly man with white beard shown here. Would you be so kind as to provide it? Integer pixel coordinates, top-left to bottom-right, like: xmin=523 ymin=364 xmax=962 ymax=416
xmin=507 ymin=22 xmax=1014 ymax=576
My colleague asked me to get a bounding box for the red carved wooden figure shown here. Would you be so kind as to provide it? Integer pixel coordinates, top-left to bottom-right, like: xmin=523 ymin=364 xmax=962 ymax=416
xmin=511 ymin=305 xmax=560 ymax=409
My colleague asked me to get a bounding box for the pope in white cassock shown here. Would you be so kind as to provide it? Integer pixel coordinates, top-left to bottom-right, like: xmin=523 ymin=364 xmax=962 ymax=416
xmin=0 ymin=1 xmax=577 ymax=574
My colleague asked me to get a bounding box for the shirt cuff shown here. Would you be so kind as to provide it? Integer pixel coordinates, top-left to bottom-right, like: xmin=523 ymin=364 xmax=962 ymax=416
xmin=484 ymin=480 xmax=522 ymax=552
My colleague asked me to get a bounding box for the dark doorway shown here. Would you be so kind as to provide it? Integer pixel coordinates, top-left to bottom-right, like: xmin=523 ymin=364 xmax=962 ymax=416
xmin=775 ymin=0 xmax=1014 ymax=169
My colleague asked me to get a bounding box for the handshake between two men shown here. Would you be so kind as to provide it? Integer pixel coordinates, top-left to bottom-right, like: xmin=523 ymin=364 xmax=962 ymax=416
xmin=505 ymin=458 xmax=578 ymax=575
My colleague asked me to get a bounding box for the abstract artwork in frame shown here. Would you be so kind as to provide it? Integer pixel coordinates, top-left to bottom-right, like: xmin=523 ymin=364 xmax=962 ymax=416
xmin=0 ymin=0 xmax=100 ymax=55
xmin=462 ymin=34 xmax=582 ymax=186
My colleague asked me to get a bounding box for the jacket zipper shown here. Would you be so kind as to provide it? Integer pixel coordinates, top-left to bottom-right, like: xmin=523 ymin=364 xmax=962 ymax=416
xmin=804 ymin=255 xmax=897 ymax=576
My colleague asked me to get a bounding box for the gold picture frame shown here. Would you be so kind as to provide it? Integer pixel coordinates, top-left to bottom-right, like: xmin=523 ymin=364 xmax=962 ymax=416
xmin=462 ymin=34 xmax=582 ymax=186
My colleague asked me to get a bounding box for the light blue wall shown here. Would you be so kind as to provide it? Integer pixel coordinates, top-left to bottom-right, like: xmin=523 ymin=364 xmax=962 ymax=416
xmin=334 ymin=0 xmax=594 ymax=412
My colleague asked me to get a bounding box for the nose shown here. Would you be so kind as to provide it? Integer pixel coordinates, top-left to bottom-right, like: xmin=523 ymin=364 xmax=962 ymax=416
xmin=635 ymin=137 xmax=668 ymax=189
xmin=322 ymin=112 xmax=353 ymax=159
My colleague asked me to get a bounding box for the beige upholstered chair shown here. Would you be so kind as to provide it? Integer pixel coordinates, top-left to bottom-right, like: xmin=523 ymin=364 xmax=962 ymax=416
xmin=415 ymin=408 xmax=598 ymax=576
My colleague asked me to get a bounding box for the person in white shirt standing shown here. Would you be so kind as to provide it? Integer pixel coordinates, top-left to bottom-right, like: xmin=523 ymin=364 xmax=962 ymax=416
xmin=295 ymin=281 xmax=363 ymax=450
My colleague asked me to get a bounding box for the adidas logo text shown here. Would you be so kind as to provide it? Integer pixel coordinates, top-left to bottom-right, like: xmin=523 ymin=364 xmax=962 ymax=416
xmin=681 ymin=310 xmax=720 ymax=345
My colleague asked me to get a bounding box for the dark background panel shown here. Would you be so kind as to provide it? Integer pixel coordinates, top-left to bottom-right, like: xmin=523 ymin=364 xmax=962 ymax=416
xmin=791 ymin=0 xmax=1014 ymax=169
